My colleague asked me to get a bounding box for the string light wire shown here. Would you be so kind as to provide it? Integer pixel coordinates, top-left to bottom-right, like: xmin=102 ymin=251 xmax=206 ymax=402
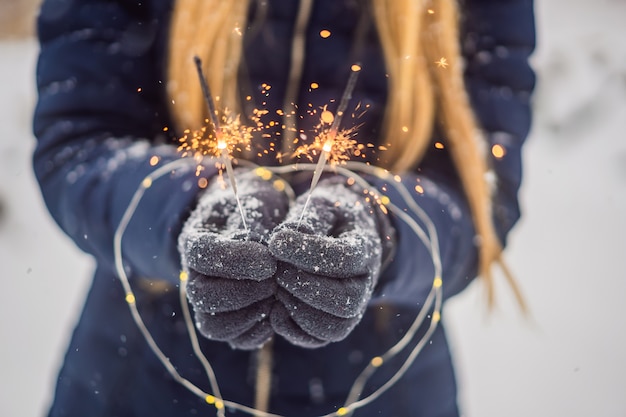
xmin=113 ymin=157 xmax=444 ymax=417
xmin=113 ymin=159 xmax=222 ymax=405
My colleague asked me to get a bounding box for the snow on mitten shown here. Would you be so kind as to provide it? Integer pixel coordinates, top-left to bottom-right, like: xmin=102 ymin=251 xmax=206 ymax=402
xmin=179 ymin=169 xmax=289 ymax=350
xmin=268 ymin=176 xmax=393 ymax=348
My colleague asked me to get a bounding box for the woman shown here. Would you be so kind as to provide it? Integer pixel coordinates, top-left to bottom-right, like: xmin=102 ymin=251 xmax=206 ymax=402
xmin=34 ymin=0 xmax=535 ymax=416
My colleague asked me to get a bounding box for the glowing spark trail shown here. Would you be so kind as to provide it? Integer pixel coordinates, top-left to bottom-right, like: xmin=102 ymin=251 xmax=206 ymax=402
xmin=193 ymin=56 xmax=248 ymax=233
xmin=296 ymin=64 xmax=362 ymax=226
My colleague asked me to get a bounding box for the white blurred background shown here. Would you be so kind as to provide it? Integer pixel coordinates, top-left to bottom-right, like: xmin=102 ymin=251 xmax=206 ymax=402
xmin=1 ymin=1 xmax=625 ymax=416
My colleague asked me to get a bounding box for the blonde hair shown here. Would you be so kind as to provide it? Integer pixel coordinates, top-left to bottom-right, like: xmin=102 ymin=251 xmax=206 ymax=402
xmin=167 ymin=0 xmax=525 ymax=309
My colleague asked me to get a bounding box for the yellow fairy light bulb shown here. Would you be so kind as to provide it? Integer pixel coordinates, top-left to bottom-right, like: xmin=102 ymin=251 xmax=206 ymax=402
xmin=179 ymin=271 xmax=188 ymax=282
xmin=380 ymin=196 xmax=390 ymax=205
xmin=142 ymin=177 xmax=153 ymax=188
xmin=433 ymin=276 xmax=443 ymax=288
xmin=337 ymin=407 xmax=349 ymax=416
xmin=125 ymin=292 xmax=136 ymax=304
xmin=273 ymin=179 xmax=286 ymax=192
xmin=432 ymin=311 xmax=441 ymax=323
xmin=371 ymin=356 xmax=384 ymax=367
xmin=205 ymin=394 xmax=215 ymax=404
xmin=255 ymin=167 xmax=273 ymax=180
xmin=149 ymin=155 xmax=160 ymax=166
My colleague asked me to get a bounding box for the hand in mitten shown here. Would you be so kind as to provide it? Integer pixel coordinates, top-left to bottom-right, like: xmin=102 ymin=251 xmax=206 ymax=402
xmin=268 ymin=176 xmax=394 ymax=348
xmin=179 ymin=169 xmax=289 ymax=349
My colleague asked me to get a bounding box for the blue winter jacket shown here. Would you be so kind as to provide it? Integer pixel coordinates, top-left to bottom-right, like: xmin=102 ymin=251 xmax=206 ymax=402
xmin=33 ymin=0 xmax=535 ymax=416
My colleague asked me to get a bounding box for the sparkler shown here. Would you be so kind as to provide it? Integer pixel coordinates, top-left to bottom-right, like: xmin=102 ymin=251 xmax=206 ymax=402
xmin=295 ymin=64 xmax=362 ymax=226
xmin=189 ymin=56 xmax=249 ymax=232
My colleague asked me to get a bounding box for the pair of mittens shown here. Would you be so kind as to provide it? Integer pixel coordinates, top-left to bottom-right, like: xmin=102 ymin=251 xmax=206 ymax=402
xmin=179 ymin=173 xmax=393 ymax=350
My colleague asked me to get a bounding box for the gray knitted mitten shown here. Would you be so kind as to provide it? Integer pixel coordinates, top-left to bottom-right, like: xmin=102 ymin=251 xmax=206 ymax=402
xmin=179 ymin=170 xmax=289 ymax=350
xmin=268 ymin=176 xmax=392 ymax=348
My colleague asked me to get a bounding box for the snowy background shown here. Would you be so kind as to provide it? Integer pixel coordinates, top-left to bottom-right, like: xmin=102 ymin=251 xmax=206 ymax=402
xmin=1 ymin=1 xmax=625 ymax=416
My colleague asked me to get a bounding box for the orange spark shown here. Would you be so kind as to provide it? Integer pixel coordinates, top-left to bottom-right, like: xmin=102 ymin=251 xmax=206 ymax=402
xmin=435 ymin=57 xmax=449 ymax=68
xmin=292 ymin=105 xmax=361 ymax=167
xmin=491 ymin=144 xmax=506 ymax=158
xmin=321 ymin=110 xmax=334 ymax=124
xmin=177 ymin=109 xmax=259 ymax=174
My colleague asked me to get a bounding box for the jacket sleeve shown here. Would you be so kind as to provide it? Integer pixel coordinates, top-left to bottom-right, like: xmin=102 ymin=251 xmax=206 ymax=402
xmin=372 ymin=0 xmax=536 ymax=307
xmin=33 ymin=0 xmax=207 ymax=284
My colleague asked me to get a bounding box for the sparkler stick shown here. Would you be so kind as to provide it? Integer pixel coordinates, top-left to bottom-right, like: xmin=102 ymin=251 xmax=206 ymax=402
xmin=297 ymin=64 xmax=362 ymax=226
xmin=193 ymin=56 xmax=249 ymax=233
